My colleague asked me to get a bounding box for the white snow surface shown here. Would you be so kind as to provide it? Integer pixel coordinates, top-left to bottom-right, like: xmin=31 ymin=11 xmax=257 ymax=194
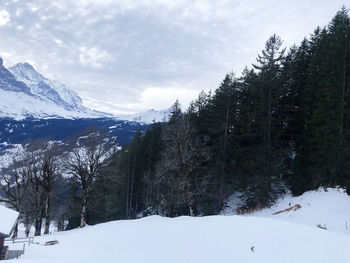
xmin=0 ymin=89 xmax=106 ymax=120
xmin=9 ymin=187 xmax=350 ymax=263
xmin=252 ymin=187 xmax=350 ymax=234
xmin=0 ymin=205 xmax=18 ymax=236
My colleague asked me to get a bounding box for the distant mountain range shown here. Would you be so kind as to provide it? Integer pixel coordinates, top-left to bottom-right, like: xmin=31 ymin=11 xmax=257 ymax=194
xmin=0 ymin=57 xmax=170 ymax=149
xmin=0 ymin=57 xmax=107 ymax=119
xmin=118 ymin=108 xmax=170 ymax=124
xmin=0 ymin=57 xmax=170 ymax=123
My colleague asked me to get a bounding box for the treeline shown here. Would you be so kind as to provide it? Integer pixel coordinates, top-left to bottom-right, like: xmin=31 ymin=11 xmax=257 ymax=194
xmin=88 ymin=7 xmax=350 ymax=221
xmin=1 ymin=8 xmax=350 ymax=233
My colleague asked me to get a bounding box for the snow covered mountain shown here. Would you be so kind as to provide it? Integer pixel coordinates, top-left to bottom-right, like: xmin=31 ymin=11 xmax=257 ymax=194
xmin=0 ymin=57 xmax=31 ymax=95
xmin=0 ymin=58 xmax=174 ymax=127
xmin=9 ymin=62 xmax=84 ymax=112
xmin=1 ymin=57 xmax=170 ymax=123
xmin=117 ymin=108 xmax=171 ymax=124
xmin=0 ymin=57 xmax=110 ymax=120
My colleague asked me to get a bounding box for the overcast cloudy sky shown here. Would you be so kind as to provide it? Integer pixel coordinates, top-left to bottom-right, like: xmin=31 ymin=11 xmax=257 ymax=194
xmin=0 ymin=1 xmax=347 ymax=114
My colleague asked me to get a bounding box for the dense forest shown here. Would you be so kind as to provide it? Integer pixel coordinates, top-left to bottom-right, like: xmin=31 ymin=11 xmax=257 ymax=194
xmin=1 ymin=7 xmax=350 ymax=234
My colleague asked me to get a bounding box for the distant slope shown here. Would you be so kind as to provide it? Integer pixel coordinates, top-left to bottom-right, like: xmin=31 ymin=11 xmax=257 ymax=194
xmin=0 ymin=118 xmax=149 ymax=148
xmin=117 ymin=108 xmax=170 ymax=124
xmin=0 ymin=57 xmax=169 ymax=152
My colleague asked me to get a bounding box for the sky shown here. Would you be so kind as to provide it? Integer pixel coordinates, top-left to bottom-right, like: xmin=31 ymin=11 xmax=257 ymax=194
xmin=0 ymin=1 xmax=347 ymax=115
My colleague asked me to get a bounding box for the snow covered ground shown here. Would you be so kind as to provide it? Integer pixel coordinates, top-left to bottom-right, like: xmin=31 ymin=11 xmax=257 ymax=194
xmin=7 ymin=187 xmax=350 ymax=263
xmin=252 ymin=187 xmax=350 ymax=235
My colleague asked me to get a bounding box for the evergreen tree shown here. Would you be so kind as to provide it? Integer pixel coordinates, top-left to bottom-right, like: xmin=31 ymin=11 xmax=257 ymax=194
xmin=244 ymin=34 xmax=286 ymax=206
xmin=205 ymin=74 xmax=239 ymax=211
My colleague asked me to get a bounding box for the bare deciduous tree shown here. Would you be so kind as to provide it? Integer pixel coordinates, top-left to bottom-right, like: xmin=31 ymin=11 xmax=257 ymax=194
xmin=154 ymin=112 xmax=211 ymax=216
xmin=66 ymin=131 xmax=108 ymax=227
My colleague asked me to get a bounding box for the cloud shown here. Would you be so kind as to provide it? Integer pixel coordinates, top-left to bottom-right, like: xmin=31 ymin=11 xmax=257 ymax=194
xmin=79 ymin=46 xmax=112 ymax=69
xmin=0 ymin=0 xmax=347 ymax=115
xmin=54 ymin=39 xmax=62 ymax=45
xmin=0 ymin=9 xmax=10 ymax=27
xmin=138 ymin=86 xmax=199 ymax=111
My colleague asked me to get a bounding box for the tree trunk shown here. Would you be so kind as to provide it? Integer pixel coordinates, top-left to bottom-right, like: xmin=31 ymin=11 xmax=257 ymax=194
xmin=25 ymin=223 xmax=31 ymax=237
xmin=80 ymin=194 xmax=87 ymax=228
xmin=145 ymin=171 xmax=150 ymax=208
xmin=126 ymin=156 xmax=130 ymax=219
xmin=128 ymin=155 xmax=136 ymax=219
xmin=44 ymin=195 xmax=50 ymax=234
xmin=188 ymin=191 xmax=195 ymax=217
xmin=218 ymin=96 xmax=231 ymax=211
xmin=11 ymin=222 xmax=18 ymax=239
xmin=57 ymin=218 xmax=64 ymax=232
xmin=34 ymin=217 xmax=42 ymax=236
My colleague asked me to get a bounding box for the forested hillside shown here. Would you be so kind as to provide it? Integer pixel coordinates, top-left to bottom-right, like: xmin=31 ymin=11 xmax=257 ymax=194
xmin=1 ymin=7 xmax=350 ymax=232
xmin=94 ymin=7 xmax=350 ymax=221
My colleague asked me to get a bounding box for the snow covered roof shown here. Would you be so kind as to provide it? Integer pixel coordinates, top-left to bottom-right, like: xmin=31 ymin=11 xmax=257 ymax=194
xmin=0 ymin=205 xmax=19 ymax=236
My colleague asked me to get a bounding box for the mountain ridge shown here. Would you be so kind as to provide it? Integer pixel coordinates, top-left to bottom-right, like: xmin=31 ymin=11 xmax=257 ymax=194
xmin=9 ymin=62 xmax=84 ymax=112
xmin=0 ymin=57 xmax=110 ymax=120
xmin=0 ymin=57 xmax=170 ymax=123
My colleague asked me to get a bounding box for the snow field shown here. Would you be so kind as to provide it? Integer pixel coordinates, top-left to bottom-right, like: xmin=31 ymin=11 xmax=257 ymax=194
xmin=13 ymin=214 xmax=350 ymax=263
xmin=4 ymin=187 xmax=350 ymax=263
xmin=252 ymin=187 xmax=350 ymax=235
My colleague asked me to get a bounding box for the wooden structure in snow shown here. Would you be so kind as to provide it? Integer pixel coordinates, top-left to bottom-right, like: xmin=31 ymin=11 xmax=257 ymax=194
xmin=0 ymin=206 xmax=19 ymax=260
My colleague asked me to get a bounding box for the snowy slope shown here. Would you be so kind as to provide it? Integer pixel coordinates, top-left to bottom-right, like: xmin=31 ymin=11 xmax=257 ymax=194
xmin=252 ymin=187 xmax=350 ymax=234
xmin=3 ymin=187 xmax=350 ymax=262
xmin=0 ymin=58 xmax=110 ymax=120
xmin=117 ymin=108 xmax=170 ymax=124
xmin=9 ymin=63 xmax=84 ymax=111
xmin=0 ymin=88 xmax=106 ymax=120
xmin=12 ymin=215 xmax=350 ymax=263
xmin=0 ymin=58 xmax=31 ymax=94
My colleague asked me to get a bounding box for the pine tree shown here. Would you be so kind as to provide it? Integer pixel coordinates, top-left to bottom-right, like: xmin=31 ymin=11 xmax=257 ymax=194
xmin=250 ymin=34 xmax=286 ymax=206
xmin=304 ymin=8 xmax=350 ymax=188
xmin=204 ymin=74 xmax=239 ymax=211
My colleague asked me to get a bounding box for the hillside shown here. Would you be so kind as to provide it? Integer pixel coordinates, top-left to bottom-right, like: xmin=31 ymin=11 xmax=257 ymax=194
xmin=0 ymin=57 xmax=170 ymax=154
xmin=7 ymin=188 xmax=350 ymax=263
xmin=0 ymin=118 xmax=149 ymax=148
xmin=252 ymin=188 xmax=350 ymax=234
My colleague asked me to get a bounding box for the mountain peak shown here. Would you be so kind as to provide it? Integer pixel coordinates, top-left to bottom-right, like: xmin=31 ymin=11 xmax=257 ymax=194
xmin=18 ymin=62 xmax=35 ymax=70
xmin=16 ymin=62 xmax=31 ymax=67
xmin=10 ymin=62 xmax=45 ymax=82
xmin=8 ymin=62 xmax=87 ymax=112
xmin=0 ymin=59 xmax=111 ymax=120
xmin=0 ymin=57 xmax=3 ymax=67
